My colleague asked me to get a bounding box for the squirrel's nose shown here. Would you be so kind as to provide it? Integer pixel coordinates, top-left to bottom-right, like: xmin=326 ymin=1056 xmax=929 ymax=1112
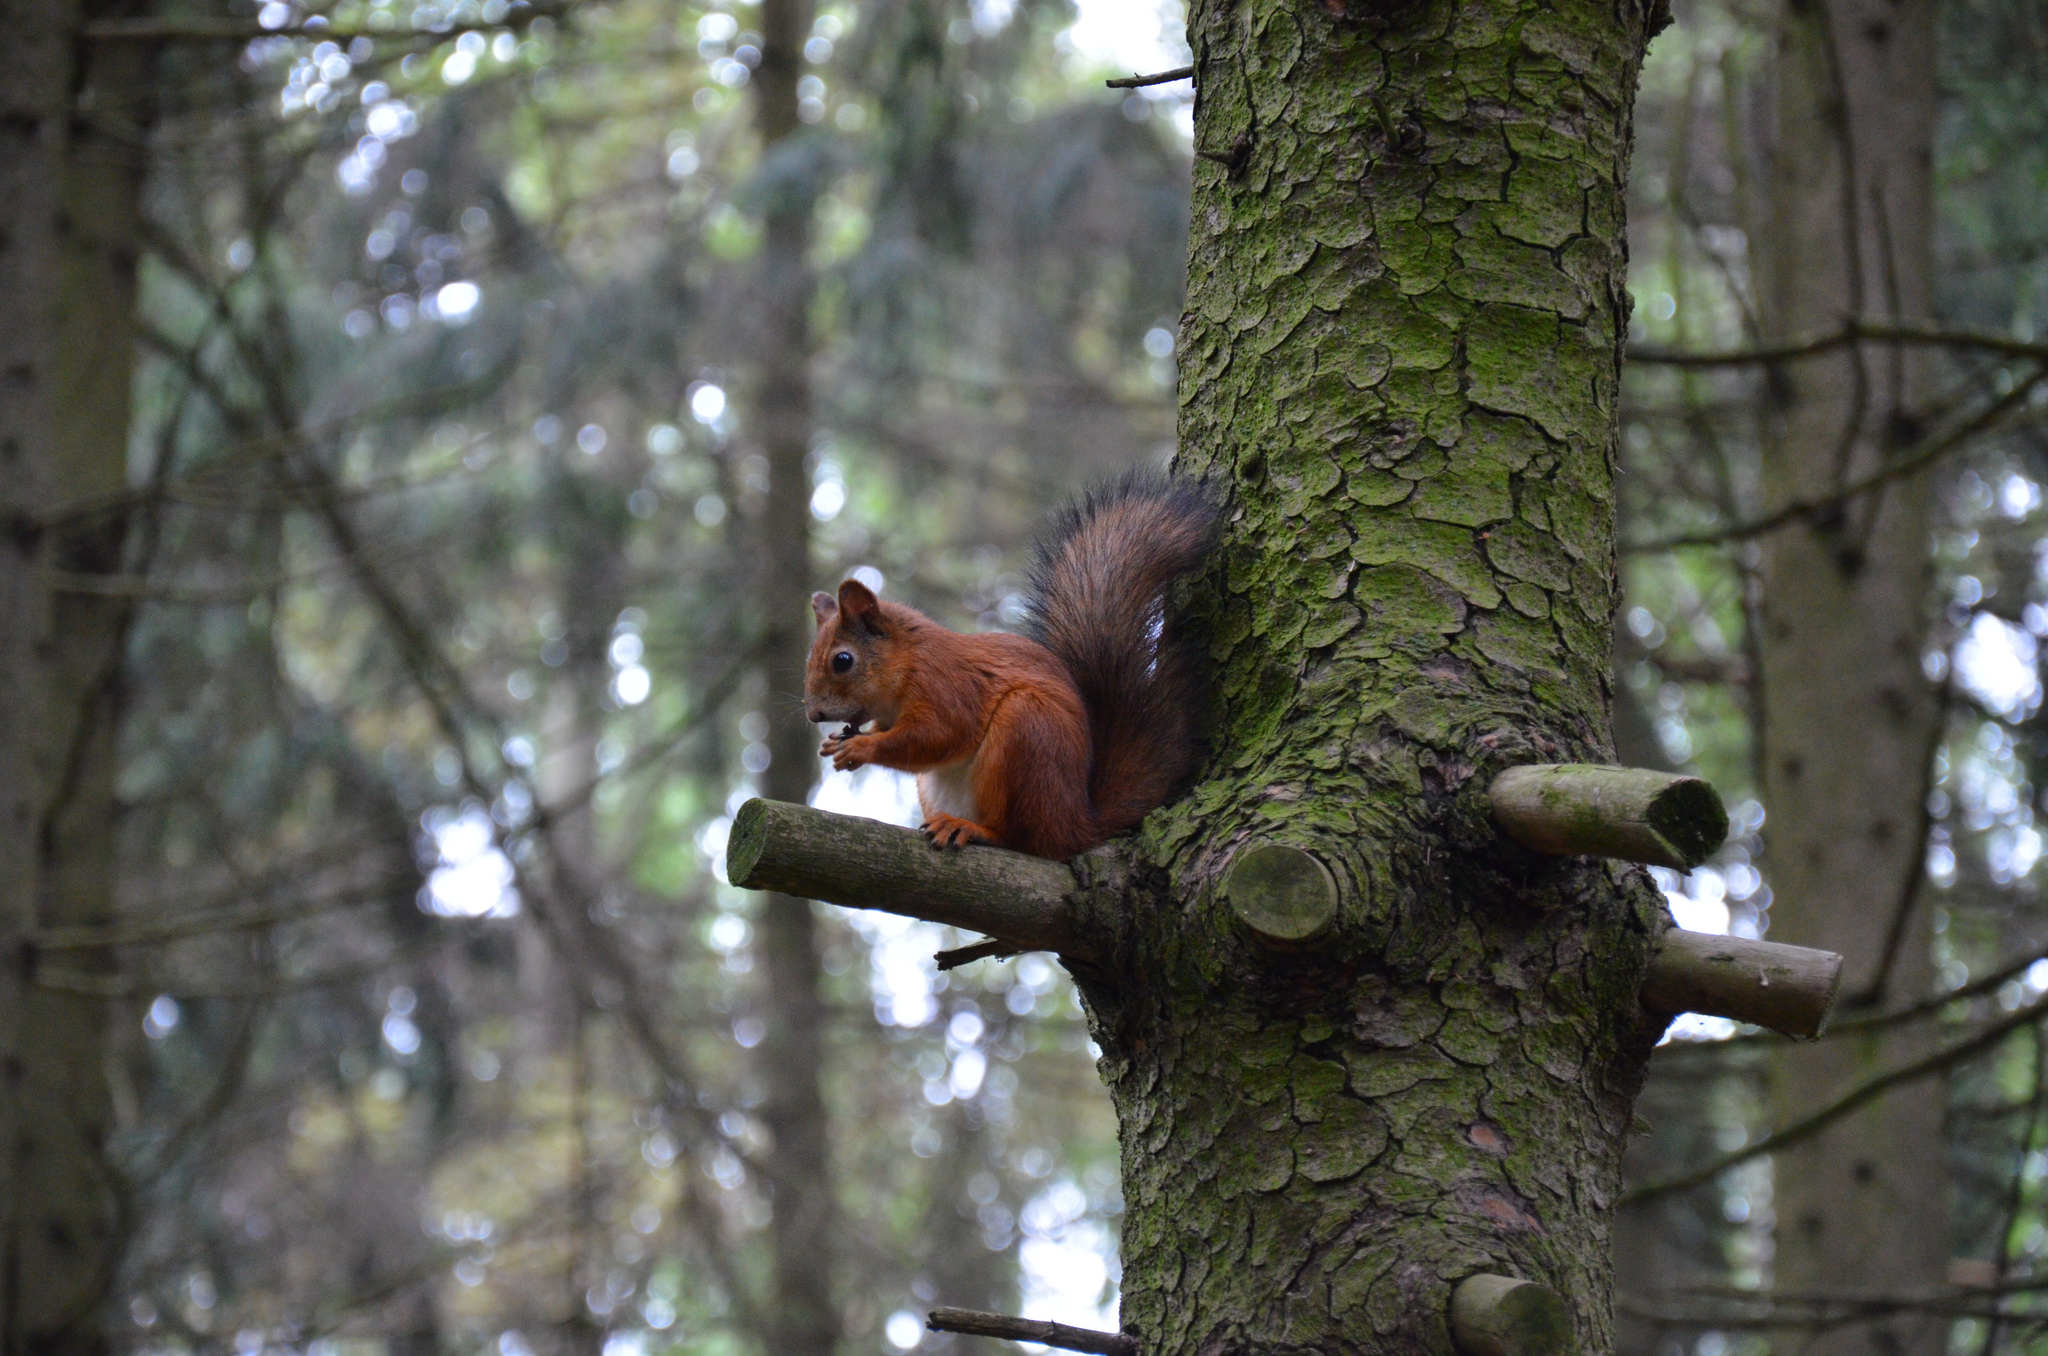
xmin=806 ymin=708 xmax=825 ymax=723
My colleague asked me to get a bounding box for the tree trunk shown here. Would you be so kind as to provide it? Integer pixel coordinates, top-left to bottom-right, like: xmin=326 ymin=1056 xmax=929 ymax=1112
xmin=750 ymin=0 xmax=842 ymax=1349
xmin=2 ymin=0 xmax=150 ymax=1348
xmin=1074 ymin=4 xmax=1668 ymax=1351
xmin=1758 ymin=1 xmax=1945 ymax=1349
xmin=0 ymin=0 xmax=75 ymax=1342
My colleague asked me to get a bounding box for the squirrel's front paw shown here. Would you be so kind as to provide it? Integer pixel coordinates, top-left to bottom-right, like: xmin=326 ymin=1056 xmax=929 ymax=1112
xmin=921 ymin=814 xmax=997 ymax=850
xmin=820 ymin=728 xmax=871 ymax=770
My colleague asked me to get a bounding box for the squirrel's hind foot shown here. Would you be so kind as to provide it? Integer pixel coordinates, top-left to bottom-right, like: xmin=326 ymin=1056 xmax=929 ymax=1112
xmin=921 ymin=814 xmax=999 ymax=850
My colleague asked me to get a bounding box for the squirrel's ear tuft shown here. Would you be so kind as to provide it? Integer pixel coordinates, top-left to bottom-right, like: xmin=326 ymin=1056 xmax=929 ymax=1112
xmin=810 ymin=591 xmax=837 ymax=626
xmin=838 ymin=579 xmax=885 ymax=636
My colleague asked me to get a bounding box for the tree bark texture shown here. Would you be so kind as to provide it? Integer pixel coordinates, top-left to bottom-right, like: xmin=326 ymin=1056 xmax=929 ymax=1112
xmin=1757 ymin=1 xmax=1946 ymax=1349
xmin=749 ymin=0 xmax=842 ymax=1348
xmin=3 ymin=0 xmax=148 ymax=1347
xmin=1076 ymin=4 xmax=1668 ymax=1352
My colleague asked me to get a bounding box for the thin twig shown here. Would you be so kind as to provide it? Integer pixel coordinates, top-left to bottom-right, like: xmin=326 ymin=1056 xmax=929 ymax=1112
xmin=934 ymin=938 xmax=1018 ymax=970
xmin=45 ymin=530 xmax=459 ymax=604
xmin=927 ymin=1307 xmax=1136 ymax=1355
xmin=31 ymin=876 xmax=416 ymax=951
xmin=84 ymin=2 xmax=576 ymax=44
xmin=1851 ymin=675 xmax=1951 ymax=1006
xmin=1628 ymin=317 xmax=2048 ymax=368
xmin=1625 ymin=364 xmax=2047 ymax=553
xmin=34 ymin=956 xmax=399 ymax=1000
xmin=1624 ymin=1271 xmax=2048 ymax=1332
xmin=1624 ymin=987 xmax=2048 ymax=1205
xmin=1979 ymin=1029 xmax=2048 ymax=1354
xmin=1104 ymin=66 xmax=1192 ymax=89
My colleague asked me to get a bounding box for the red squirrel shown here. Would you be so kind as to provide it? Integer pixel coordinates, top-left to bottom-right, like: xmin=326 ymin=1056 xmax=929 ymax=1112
xmin=804 ymin=475 xmax=1216 ymax=860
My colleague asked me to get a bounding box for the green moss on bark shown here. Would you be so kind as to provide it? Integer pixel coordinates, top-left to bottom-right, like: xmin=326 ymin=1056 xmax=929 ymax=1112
xmin=1080 ymin=2 xmax=1670 ymax=1353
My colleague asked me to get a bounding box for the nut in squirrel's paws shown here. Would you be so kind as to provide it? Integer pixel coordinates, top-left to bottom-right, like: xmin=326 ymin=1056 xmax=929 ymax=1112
xmin=819 ymin=722 xmax=870 ymax=768
xmin=822 ymin=736 xmax=866 ymax=770
xmin=921 ymin=814 xmax=996 ymax=850
xmin=819 ymin=721 xmax=877 ymax=768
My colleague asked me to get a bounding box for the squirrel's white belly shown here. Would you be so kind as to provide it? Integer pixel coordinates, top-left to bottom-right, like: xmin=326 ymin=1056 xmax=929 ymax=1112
xmin=917 ymin=760 xmax=980 ymax=821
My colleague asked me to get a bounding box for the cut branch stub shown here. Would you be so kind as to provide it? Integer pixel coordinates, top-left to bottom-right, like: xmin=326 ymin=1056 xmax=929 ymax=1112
xmin=1447 ymin=1274 xmax=1572 ymax=1356
xmin=726 ymin=798 xmax=1087 ymax=958
xmin=1641 ymin=928 xmax=1844 ymax=1039
xmin=1489 ymin=763 xmax=1729 ymax=869
xmin=1220 ymin=842 xmax=1339 ymax=946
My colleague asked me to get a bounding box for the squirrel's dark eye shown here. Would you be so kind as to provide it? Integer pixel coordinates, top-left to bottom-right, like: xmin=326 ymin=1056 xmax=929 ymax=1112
xmin=832 ymin=650 xmax=854 ymax=674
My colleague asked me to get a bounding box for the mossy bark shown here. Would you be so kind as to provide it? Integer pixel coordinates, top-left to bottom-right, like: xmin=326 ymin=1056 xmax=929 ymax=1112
xmin=1073 ymin=4 xmax=1668 ymax=1352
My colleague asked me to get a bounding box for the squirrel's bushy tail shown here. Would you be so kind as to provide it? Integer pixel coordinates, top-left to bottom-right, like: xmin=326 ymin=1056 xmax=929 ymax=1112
xmin=1026 ymin=471 xmax=1218 ymax=840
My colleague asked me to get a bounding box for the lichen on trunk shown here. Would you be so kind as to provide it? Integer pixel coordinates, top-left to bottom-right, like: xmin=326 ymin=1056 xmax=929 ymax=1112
xmin=1076 ymin=4 xmax=1671 ymax=1351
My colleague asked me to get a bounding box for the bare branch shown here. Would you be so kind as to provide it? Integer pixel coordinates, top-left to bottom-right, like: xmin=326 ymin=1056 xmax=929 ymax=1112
xmin=31 ymin=876 xmax=414 ymax=951
xmin=1104 ymin=66 xmax=1193 ymax=89
xmin=1625 ymin=364 xmax=2047 ymax=553
xmin=1978 ymin=1029 xmax=2048 ymax=1353
xmin=1853 ymin=678 xmax=1950 ymax=1006
xmin=926 ymin=1307 xmax=1136 ymax=1355
xmin=1622 ymin=1272 xmax=2048 ymax=1332
xmin=84 ymin=2 xmax=576 ymax=44
xmin=726 ymin=799 xmax=1093 ymax=959
xmin=1628 ymin=317 xmax=2048 ymax=368
xmin=44 ymin=531 xmax=455 ymax=605
xmin=34 ymin=957 xmax=397 ymax=1000
xmin=934 ymin=939 xmax=1019 ymax=971
xmin=1625 ymin=987 xmax=2048 ymax=1206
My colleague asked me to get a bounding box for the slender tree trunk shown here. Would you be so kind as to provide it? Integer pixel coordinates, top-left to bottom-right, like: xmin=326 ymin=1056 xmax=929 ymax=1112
xmin=2 ymin=0 xmax=150 ymax=1348
xmin=1758 ymin=1 xmax=1945 ymax=1349
xmin=749 ymin=0 xmax=841 ymax=1349
xmin=1070 ymin=4 xmax=1668 ymax=1352
xmin=538 ymin=467 xmax=625 ymax=1355
xmin=535 ymin=677 xmax=605 ymax=1356
xmin=0 ymin=0 xmax=75 ymax=1342
xmin=921 ymin=1103 xmax=1018 ymax=1354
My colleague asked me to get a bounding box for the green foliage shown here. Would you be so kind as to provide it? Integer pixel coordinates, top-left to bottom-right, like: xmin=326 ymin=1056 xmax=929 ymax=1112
xmin=105 ymin=2 xmax=1192 ymax=1351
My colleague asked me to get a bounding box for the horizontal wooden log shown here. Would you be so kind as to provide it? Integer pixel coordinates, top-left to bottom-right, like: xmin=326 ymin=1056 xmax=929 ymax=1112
xmin=1490 ymin=764 xmax=1729 ymax=870
xmin=726 ymin=798 xmax=1084 ymax=957
xmin=1642 ymin=928 xmax=1844 ymax=1038
xmin=1448 ymin=1274 xmax=1572 ymax=1356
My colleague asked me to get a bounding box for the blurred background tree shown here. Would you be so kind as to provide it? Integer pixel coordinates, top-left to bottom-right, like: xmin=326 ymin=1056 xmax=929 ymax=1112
xmin=8 ymin=0 xmax=2048 ymax=1352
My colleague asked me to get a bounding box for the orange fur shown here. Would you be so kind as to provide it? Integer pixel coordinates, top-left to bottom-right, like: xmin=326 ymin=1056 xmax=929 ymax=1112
xmin=804 ymin=477 xmax=1214 ymax=860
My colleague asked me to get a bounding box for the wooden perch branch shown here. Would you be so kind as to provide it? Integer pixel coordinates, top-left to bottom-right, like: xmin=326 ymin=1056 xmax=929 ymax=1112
xmin=1448 ymin=1274 xmax=1572 ymax=1356
xmin=1642 ymin=929 xmax=1844 ymax=1038
xmin=726 ymin=799 xmax=1087 ymax=957
xmin=928 ymin=1307 xmax=1136 ymax=1355
xmin=1490 ymin=764 xmax=1729 ymax=869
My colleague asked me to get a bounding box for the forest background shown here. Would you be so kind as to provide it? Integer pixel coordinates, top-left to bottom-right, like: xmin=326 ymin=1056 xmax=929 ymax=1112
xmin=6 ymin=0 xmax=2048 ymax=1352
